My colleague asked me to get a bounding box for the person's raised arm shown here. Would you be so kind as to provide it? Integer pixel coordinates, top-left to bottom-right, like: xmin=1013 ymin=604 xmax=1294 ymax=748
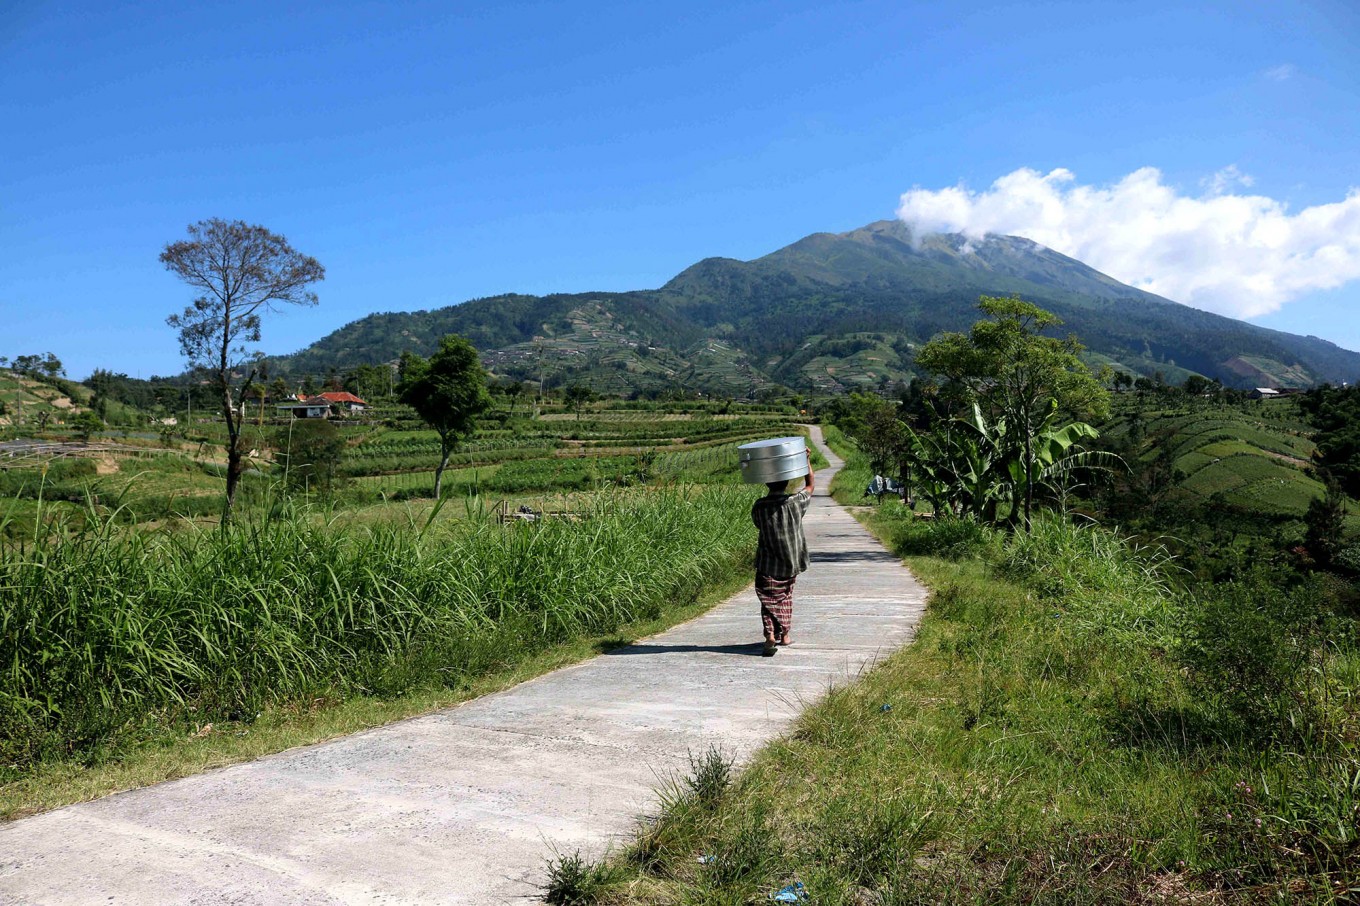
xmin=804 ymin=448 xmax=815 ymax=495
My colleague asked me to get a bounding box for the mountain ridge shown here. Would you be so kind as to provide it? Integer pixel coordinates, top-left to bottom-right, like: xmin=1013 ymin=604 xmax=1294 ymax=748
xmin=268 ymin=221 xmax=1360 ymax=395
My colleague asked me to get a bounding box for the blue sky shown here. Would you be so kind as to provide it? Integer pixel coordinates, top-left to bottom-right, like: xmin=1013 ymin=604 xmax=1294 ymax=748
xmin=2 ymin=0 xmax=1358 ymax=380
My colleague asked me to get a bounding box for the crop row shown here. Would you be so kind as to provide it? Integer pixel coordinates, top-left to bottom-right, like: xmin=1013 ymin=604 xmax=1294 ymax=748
xmin=348 ymin=437 xmax=561 ymax=457
xmin=335 ymin=447 xmax=553 ymax=478
xmin=1180 ymin=453 xmax=1313 ymax=498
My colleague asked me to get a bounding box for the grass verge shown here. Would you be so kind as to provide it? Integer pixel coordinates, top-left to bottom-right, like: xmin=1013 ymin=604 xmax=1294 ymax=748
xmin=0 ymin=551 xmax=754 ymax=821
xmin=572 ymin=501 xmax=1357 ymax=904
xmin=1 ymin=487 xmax=759 ymax=819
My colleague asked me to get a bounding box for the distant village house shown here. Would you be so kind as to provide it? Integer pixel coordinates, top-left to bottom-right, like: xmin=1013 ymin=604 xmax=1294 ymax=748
xmin=274 ymin=392 xmax=368 ymax=419
xmin=274 ymin=397 xmax=331 ymax=419
xmin=316 ymin=391 xmax=368 ymax=413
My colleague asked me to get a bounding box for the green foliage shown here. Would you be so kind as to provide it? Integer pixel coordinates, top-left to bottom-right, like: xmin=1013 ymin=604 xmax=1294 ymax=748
xmin=1299 ymin=383 xmax=1360 ymax=497
xmin=1177 ymin=570 xmax=1326 ymax=734
xmin=0 ymin=487 xmax=755 ymax=773
xmin=684 ymin=746 xmax=733 ymax=808
xmin=397 ymin=335 xmax=492 ymax=497
xmin=901 ymin=515 xmax=999 ymax=561
xmin=1304 ymin=483 xmax=1348 ymax=566
xmin=0 ymin=459 xmax=99 ymax=502
xmin=8 ymin=352 xmax=65 ymax=379
xmin=837 ymin=393 xmax=906 ymax=478
xmin=485 ymin=457 xmax=633 ymax=493
xmin=543 ymin=851 xmax=624 ymax=905
xmin=563 ymin=384 xmax=595 ymax=421
xmin=70 ymin=410 xmax=103 ymax=442
xmin=343 ymin=363 xmax=392 ymax=402
xmin=916 ymin=295 xmax=1111 ymax=528
xmin=274 ymin=419 xmax=346 ymax=494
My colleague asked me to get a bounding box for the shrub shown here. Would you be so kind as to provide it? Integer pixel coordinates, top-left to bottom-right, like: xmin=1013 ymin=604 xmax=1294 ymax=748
xmin=543 ymin=851 xmax=623 ymax=905
xmin=1177 ymin=568 xmax=1325 ymax=734
xmin=274 ymin=419 xmax=345 ymax=494
xmin=919 ymin=516 xmax=998 ymax=560
xmin=1334 ymin=544 xmax=1360 ymax=576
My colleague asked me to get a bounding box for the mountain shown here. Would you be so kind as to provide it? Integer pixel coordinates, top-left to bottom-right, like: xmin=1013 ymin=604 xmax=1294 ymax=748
xmin=269 ymin=221 xmax=1360 ymax=395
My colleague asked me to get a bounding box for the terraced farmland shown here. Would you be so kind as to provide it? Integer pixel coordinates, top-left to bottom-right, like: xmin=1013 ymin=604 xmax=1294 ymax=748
xmin=1103 ymin=398 xmax=1355 ymax=526
xmin=1 ymin=399 xmax=806 ymax=535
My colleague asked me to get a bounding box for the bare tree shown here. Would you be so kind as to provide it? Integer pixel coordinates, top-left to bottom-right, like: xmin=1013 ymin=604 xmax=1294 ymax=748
xmin=162 ymin=219 xmax=324 ymax=522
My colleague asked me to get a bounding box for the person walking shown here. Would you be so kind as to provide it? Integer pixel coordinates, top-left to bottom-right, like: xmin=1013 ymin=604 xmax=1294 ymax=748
xmin=750 ymin=448 xmax=814 ymax=656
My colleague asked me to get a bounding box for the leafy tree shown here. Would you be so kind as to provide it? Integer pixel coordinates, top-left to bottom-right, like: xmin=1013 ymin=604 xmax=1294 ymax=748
xmin=502 ymin=380 xmax=526 ymax=415
xmin=248 ymin=383 xmax=269 ymax=426
xmin=1182 ymin=374 xmax=1218 ymax=397
xmin=11 ymin=353 xmax=63 ymax=379
xmin=1300 ymin=383 xmax=1360 ymax=498
xmin=1304 ymin=482 xmax=1348 ymax=567
xmin=344 ymin=364 xmax=391 ymax=402
xmin=397 ymin=335 xmax=491 ymax=498
xmin=564 ymin=383 xmax=595 ymax=421
xmin=840 ymin=393 xmax=907 ymax=480
xmin=274 ymin=419 xmax=345 ymax=495
xmin=269 ymin=376 xmax=290 ymax=401
xmin=153 ymin=380 xmax=184 ymax=413
xmin=161 ymin=218 xmax=324 ymax=522
xmin=916 ymin=295 xmax=1109 ymax=529
xmin=71 ymin=410 xmax=103 ymax=443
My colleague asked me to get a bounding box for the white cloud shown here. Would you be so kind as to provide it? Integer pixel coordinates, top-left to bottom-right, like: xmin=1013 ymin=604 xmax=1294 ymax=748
xmin=1263 ymin=63 xmax=1296 ymax=81
xmin=896 ymin=167 xmax=1360 ymax=319
xmin=1201 ymin=164 xmax=1254 ymax=195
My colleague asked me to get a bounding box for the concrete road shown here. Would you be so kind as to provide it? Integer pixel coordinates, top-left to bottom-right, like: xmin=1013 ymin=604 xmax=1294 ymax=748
xmin=0 ymin=427 xmax=929 ymax=905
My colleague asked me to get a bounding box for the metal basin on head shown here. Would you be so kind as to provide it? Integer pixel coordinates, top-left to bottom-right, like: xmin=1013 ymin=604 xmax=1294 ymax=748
xmin=738 ymin=436 xmax=808 ymax=484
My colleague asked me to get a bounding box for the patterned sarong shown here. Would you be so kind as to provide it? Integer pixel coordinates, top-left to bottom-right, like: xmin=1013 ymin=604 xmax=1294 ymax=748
xmin=756 ymin=573 xmax=796 ymax=640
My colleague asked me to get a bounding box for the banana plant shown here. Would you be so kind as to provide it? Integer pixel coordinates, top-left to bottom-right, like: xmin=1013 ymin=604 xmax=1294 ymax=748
xmin=903 ymin=404 xmax=1011 ymax=522
xmin=1005 ymin=400 xmax=1121 ymax=526
xmin=903 ymin=399 xmax=1121 ymax=527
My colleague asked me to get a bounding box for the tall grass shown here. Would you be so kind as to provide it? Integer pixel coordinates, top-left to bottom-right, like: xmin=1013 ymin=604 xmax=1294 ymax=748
xmin=0 ymin=486 xmax=756 ymax=773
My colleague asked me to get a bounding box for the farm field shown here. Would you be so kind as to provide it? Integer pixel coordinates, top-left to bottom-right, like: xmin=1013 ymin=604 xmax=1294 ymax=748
xmin=0 ymin=397 xmax=807 ymax=532
xmin=0 ymin=395 xmax=814 ymax=814
xmin=1099 ymin=396 xmax=1359 ymax=530
xmin=0 ymin=371 xmax=87 ymax=426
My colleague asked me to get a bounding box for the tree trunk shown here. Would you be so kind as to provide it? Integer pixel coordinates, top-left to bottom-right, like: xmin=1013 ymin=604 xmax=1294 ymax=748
xmin=434 ymin=437 xmax=452 ymax=499
xmin=1023 ymin=423 xmax=1033 ymax=532
xmin=220 ymin=382 xmax=241 ymax=525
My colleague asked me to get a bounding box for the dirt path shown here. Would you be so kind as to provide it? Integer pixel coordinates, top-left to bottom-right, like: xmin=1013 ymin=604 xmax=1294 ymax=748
xmin=0 ymin=427 xmax=930 ymax=905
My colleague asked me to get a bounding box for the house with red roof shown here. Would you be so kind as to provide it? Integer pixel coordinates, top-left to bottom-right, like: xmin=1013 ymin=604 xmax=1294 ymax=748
xmin=316 ymin=391 xmax=368 ymax=413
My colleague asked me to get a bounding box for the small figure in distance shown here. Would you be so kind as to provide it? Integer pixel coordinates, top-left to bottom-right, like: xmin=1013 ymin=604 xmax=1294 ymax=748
xmin=750 ymin=448 xmax=815 ymax=656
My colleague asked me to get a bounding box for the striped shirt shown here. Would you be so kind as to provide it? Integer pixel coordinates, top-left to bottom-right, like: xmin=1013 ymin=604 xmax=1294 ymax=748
xmin=751 ymin=487 xmax=813 ymax=578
